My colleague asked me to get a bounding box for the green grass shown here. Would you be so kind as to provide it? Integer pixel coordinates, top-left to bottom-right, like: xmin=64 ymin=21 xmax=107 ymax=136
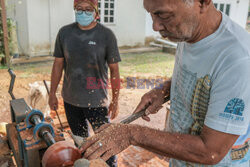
xmin=11 ymin=62 xmax=53 ymax=76
xmin=3 ymin=52 xmax=175 ymax=78
xmin=0 ymin=65 xmax=8 ymax=69
xmin=120 ymin=52 xmax=175 ymax=78
xmin=247 ymin=20 xmax=250 ymax=33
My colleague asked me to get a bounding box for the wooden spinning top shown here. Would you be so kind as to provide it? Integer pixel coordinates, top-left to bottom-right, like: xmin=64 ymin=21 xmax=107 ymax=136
xmin=42 ymin=141 xmax=81 ymax=167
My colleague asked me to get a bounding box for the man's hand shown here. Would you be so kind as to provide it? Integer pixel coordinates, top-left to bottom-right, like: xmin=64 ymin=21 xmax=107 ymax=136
xmin=108 ymin=101 xmax=119 ymax=120
xmin=80 ymin=124 xmax=132 ymax=161
xmin=49 ymin=57 xmax=64 ymax=110
xmin=49 ymin=93 xmax=58 ymax=110
xmin=134 ymin=80 xmax=171 ymax=121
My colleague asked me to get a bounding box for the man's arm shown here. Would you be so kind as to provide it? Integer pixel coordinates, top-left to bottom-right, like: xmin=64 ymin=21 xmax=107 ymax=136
xmin=108 ymin=63 xmax=120 ymax=120
xmin=130 ymin=125 xmax=239 ymax=165
xmin=49 ymin=58 xmax=64 ymax=110
xmin=81 ymin=124 xmax=238 ymax=165
xmin=130 ymin=79 xmax=238 ymax=165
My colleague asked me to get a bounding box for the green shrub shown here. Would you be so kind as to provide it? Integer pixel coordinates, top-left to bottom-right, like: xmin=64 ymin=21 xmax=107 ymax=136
xmin=0 ymin=14 xmax=15 ymax=65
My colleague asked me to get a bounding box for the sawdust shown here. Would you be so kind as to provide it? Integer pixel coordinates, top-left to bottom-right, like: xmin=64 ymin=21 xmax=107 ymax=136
xmin=0 ymin=68 xmax=169 ymax=166
xmin=89 ymin=159 xmax=109 ymax=167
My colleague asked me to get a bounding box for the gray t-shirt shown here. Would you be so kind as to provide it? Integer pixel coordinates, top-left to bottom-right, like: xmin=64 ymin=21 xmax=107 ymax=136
xmin=54 ymin=23 xmax=121 ymax=108
xmin=168 ymin=13 xmax=250 ymax=166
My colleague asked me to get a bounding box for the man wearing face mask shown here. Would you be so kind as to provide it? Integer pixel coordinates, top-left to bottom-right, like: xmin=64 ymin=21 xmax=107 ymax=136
xmin=49 ymin=0 xmax=120 ymax=166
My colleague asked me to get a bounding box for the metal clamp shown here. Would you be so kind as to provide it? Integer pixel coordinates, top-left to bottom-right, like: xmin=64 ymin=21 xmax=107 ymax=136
xmin=33 ymin=122 xmax=55 ymax=140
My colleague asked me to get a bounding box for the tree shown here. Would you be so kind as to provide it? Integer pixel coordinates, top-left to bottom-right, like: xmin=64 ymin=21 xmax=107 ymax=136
xmin=0 ymin=0 xmax=14 ymax=66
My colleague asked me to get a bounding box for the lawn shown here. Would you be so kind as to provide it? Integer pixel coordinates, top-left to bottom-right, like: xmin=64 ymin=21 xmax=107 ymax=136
xmin=0 ymin=52 xmax=175 ymax=78
xmin=0 ymin=51 xmax=175 ymax=126
xmin=120 ymin=52 xmax=175 ymax=78
xmin=247 ymin=20 xmax=250 ymax=33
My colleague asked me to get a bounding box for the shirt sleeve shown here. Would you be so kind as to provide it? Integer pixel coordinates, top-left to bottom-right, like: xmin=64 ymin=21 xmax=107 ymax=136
xmin=53 ymin=30 xmax=64 ymax=58
xmin=205 ymin=58 xmax=250 ymax=135
xmin=105 ymin=30 xmax=121 ymax=64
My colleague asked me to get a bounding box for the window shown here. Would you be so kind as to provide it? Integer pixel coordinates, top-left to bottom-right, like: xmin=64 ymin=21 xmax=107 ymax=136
xmin=214 ymin=3 xmax=231 ymax=16
xmin=214 ymin=3 xmax=218 ymax=8
xmin=98 ymin=0 xmax=115 ymax=24
xmin=220 ymin=4 xmax=225 ymax=12
xmin=225 ymin=4 xmax=231 ymax=16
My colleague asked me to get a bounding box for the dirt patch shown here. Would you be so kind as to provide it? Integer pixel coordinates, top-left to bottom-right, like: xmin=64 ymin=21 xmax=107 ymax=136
xmin=0 ymin=68 xmax=169 ymax=166
xmin=118 ymin=146 xmax=169 ymax=167
xmin=0 ymin=69 xmax=51 ymax=122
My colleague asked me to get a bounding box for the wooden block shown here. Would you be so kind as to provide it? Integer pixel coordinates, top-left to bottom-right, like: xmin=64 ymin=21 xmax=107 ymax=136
xmin=6 ymin=123 xmax=22 ymax=167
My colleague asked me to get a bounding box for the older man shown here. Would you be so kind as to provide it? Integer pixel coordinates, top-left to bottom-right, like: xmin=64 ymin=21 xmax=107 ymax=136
xmin=49 ymin=0 xmax=120 ymax=166
xmin=81 ymin=0 xmax=250 ymax=166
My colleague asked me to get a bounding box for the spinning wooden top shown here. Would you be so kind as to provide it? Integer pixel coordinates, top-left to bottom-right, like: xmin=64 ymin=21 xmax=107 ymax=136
xmin=42 ymin=141 xmax=81 ymax=167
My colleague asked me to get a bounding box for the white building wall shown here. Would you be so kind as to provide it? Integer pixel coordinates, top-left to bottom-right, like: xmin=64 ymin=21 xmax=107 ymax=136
xmin=229 ymin=0 xmax=249 ymax=28
xmin=106 ymin=0 xmax=146 ymax=46
xmin=26 ymin=0 xmax=74 ymax=56
xmin=48 ymin=0 xmax=75 ymax=53
xmin=26 ymin=0 xmax=50 ymax=56
xmin=8 ymin=0 xmax=146 ymax=56
xmin=212 ymin=0 xmax=249 ymax=28
xmin=6 ymin=0 xmax=249 ymax=56
xmin=7 ymin=0 xmax=74 ymax=57
xmin=7 ymin=0 xmax=30 ymax=56
xmin=145 ymin=12 xmax=160 ymax=38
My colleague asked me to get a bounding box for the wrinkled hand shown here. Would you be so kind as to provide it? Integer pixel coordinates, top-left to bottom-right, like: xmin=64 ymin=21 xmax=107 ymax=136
xmin=80 ymin=124 xmax=132 ymax=161
xmin=48 ymin=93 xmax=58 ymax=110
xmin=108 ymin=101 xmax=119 ymax=120
xmin=134 ymin=87 xmax=169 ymax=122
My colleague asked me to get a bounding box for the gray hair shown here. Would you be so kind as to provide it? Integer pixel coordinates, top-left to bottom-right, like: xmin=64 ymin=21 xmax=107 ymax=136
xmin=183 ymin=0 xmax=194 ymax=6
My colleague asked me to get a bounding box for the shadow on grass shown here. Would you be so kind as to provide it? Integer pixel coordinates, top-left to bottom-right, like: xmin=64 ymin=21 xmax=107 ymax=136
xmin=1 ymin=52 xmax=175 ymax=78
xmin=120 ymin=52 xmax=175 ymax=77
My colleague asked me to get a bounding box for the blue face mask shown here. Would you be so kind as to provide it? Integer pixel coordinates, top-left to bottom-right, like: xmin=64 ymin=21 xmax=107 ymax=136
xmin=75 ymin=11 xmax=95 ymax=27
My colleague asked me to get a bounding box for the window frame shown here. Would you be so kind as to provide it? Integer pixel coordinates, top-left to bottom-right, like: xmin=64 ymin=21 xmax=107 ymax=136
xmin=98 ymin=0 xmax=117 ymax=25
xmin=214 ymin=2 xmax=231 ymax=16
